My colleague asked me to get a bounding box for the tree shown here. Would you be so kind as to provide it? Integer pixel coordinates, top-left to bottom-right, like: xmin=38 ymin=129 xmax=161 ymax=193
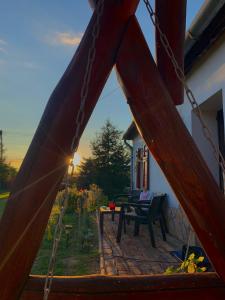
xmin=0 ymin=161 xmax=17 ymax=191
xmin=0 ymin=143 xmax=17 ymax=191
xmin=75 ymin=121 xmax=130 ymax=197
xmin=91 ymin=120 xmax=130 ymax=198
xmin=75 ymin=158 xmax=97 ymax=190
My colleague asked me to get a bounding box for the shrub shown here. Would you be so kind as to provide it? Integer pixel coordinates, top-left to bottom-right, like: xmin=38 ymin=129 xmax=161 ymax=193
xmin=47 ymin=202 xmax=60 ymax=240
xmin=56 ymin=187 xmax=82 ymax=214
xmin=85 ymin=184 xmax=108 ymax=212
xmin=165 ymin=253 xmax=207 ymax=274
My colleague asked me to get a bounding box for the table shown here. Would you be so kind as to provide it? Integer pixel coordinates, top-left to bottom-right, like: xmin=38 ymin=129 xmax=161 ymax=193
xmin=99 ymin=207 xmax=121 ymax=235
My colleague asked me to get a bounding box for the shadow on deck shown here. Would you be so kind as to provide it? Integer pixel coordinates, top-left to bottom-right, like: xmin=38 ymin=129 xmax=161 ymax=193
xmin=99 ymin=214 xmax=183 ymax=275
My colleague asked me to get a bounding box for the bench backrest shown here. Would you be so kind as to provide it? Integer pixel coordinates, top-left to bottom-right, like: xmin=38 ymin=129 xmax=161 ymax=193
xmin=148 ymin=194 xmax=167 ymax=219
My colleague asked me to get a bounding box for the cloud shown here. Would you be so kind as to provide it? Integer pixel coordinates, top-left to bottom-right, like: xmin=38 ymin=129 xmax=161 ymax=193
xmin=0 ymin=59 xmax=6 ymax=65
xmin=0 ymin=39 xmax=7 ymax=45
xmin=46 ymin=31 xmax=83 ymax=47
xmin=55 ymin=32 xmax=83 ymax=46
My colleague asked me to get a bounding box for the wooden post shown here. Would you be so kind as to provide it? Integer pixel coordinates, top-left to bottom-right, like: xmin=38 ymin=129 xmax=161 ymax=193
xmin=115 ymin=17 xmax=225 ymax=280
xmin=0 ymin=1 xmax=139 ymax=299
xmin=156 ymin=0 xmax=186 ymax=105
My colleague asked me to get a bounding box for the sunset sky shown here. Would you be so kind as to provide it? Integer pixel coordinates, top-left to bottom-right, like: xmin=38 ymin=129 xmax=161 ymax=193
xmin=0 ymin=1 xmax=204 ymax=169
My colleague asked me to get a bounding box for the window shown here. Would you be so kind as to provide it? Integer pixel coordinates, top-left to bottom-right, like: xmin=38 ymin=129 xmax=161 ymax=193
xmin=136 ymin=145 xmax=150 ymax=190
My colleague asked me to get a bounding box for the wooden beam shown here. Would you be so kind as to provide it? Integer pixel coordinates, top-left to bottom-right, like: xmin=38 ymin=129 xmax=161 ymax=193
xmin=115 ymin=17 xmax=225 ymax=280
xmin=155 ymin=0 xmax=186 ymax=105
xmin=90 ymin=1 xmax=186 ymax=107
xmin=0 ymin=1 xmax=139 ymax=299
xmin=20 ymin=273 xmax=225 ymax=299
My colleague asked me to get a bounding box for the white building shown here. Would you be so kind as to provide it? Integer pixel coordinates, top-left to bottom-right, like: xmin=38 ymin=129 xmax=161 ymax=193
xmin=123 ymin=0 xmax=225 ymax=243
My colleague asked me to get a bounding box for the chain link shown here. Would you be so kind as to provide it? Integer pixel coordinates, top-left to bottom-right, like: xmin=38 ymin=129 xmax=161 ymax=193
xmin=143 ymin=0 xmax=225 ymax=176
xmin=71 ymin=0 xmax=104 ymax=153
xmin=43 ymin=1 xmax=105 ymax=299
xmin=43 ymin=172 xmax=69 ymax=300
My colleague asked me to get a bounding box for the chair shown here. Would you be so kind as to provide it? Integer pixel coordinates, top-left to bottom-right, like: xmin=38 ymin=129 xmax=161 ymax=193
xmin=113 ymin=190 xmax=141 ymax=204
xmin=116 ymin=194 xmax=168 ymax=248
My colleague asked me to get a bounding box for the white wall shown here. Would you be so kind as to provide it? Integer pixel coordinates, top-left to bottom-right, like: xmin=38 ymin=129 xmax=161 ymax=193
xmin=177 ymin=33 xmax=225 ymax=131
xmin=131 ymin=32 xmax=225 ymax=209
xmin=192 ymin=90 xmax=223 ymax=184
xmin=149 ymin=156 xmax=178 ymax=207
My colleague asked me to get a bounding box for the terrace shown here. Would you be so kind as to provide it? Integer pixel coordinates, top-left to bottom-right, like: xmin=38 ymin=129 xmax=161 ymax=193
xmin=99 ymin=212 xmax=183 ymax=275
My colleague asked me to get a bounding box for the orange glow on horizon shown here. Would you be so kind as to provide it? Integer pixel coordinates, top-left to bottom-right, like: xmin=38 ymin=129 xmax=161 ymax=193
xmin=72 ymin=152 xmax=81 ymax=168
xmin=6 ymin=158 xmax=23 ymax=170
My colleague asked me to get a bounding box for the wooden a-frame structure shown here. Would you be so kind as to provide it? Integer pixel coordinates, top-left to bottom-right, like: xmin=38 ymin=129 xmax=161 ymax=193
xmin=1 ymin=0 xmax=225 ymax=299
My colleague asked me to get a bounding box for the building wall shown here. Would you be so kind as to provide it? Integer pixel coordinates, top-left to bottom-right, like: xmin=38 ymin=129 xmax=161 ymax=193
xmin=130 ymin=32 xmax=225 ymax=243
xmin=191 ymin=91 xmax=223 ymax=184
xmin=178 ymin=33 xmax=225 ymax=186
xmin=178 ymin=33 xmax=225 ymax=131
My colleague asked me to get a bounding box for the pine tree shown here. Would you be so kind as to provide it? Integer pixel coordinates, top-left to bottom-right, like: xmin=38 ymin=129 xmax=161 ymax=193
xmin=76 ymin=158 xmax=97 ymax=190
xmin=91 ymin=120 xmax=130 ymax=198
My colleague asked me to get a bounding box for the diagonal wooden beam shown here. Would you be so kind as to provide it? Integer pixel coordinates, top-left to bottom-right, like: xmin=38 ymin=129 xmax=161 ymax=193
xmin=90 ymin=0 xmax=186 ymax=106
xmin=115 ymin=16 xmax=225 ymax=281
xmin=155 ymin=0 xmax=186 ymax=105
xmin=0 ymin=1 xmax=139 ymax=299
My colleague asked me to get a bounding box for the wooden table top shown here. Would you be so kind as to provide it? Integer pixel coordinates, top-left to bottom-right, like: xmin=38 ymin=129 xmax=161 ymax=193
xmin=99 ymin=207 xmax=121 ymax=213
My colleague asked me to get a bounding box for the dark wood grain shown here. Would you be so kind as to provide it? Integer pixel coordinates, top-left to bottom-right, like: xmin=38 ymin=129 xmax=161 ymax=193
xmin=20 ymin=273 xmax=225 ymax=299
xmin=156 ymin=0 xmax=186 ymax=105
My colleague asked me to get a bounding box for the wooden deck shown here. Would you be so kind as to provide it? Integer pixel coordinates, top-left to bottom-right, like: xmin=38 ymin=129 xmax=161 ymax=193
xmin=99 ymin=213 xmax=183 ymax=275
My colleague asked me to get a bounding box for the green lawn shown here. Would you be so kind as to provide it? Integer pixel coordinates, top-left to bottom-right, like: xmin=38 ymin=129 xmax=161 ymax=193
xmin=0 ymin=200 xmax=6 ymax=218
xmin=0 ymin=191 xmax=100 ymax=276
xmin=32 ymin=210 xmax=99 ymax=276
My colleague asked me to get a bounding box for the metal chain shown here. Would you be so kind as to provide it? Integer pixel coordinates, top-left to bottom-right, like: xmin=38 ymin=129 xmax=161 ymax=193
xmin=43 ymin=1 xmax=105 ymax=299
xmin=71 ymin=0 xmax=105 ymax=153
xmin=143 ymin=0 xmax=225 ymax=175
xmin=43 ymin=161 xmax=77 ymax=299
xmin=43 ymin=170 xmax=71 ymax=300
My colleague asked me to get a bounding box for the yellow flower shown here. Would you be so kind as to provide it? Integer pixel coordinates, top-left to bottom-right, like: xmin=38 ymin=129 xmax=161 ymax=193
xmin=164 ymin=267 xmax=175 ymax=275
xmin=187 ymin=262 xmax=197 ymax=273
xmin=200 ymin=267 xmax=206 ymax=272
xmin=181 ymin=260 xmax=189 ymax=269
xmin=197 ymin=256 xmax=204 ymax=262
xmin=188 ymin=253 xmax=195 ymax=260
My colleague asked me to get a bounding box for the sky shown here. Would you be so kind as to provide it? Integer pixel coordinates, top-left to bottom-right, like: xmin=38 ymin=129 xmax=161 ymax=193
xmin=0 ymin=0 xmax=205 ymax=168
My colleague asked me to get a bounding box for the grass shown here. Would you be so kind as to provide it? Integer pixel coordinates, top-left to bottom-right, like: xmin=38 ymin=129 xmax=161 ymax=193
xmin=0 ymin=199 xmax=6 ymax=218
xmin=31 ymin=209 xmax=99 ymax=276
xmin=0 ymin=189 xmax=100 ymax=276
xmin=0 ymin=191 xmax=9 ymax=219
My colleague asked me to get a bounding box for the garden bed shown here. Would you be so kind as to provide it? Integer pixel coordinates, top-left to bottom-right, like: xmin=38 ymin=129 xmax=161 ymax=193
xmin=31 ymin=210 xmax=99 ymax=276
xmin=31 ymin=185 xmax=105 ymax=276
